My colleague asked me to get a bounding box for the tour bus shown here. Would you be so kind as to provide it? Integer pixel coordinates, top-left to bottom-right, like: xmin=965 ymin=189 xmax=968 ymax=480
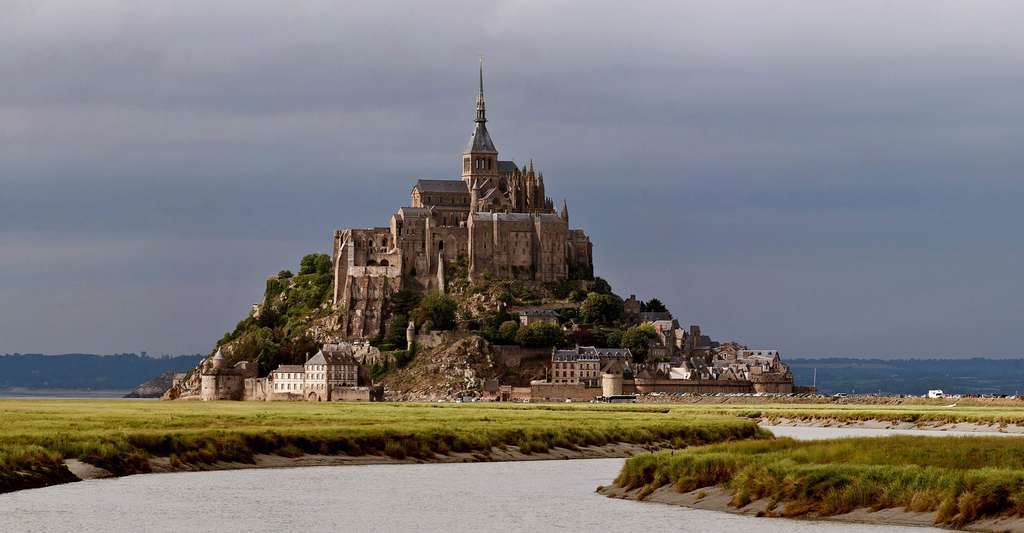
xmin=595 ymin=394 xmax=638 ymax=403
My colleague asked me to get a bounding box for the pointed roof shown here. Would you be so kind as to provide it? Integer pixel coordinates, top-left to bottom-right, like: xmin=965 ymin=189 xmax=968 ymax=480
xmin=465 ymin=122 xmax=497 ymax=154
xmin=465 ymin=58 xmax=497 ymax=154
xmin=306 ymin=344 xmax=359 ymax=366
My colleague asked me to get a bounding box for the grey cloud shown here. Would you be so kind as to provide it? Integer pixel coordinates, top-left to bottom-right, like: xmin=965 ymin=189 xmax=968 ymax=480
xmin=2 ymin=0 xmax=1024 ymax=356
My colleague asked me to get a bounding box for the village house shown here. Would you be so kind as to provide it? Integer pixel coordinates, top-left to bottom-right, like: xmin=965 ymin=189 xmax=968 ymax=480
xmin=550 ymin=346 xmax=632 ymax=386
xmin=303 ymin=343 xmax=363 ymax=401
xmin=269 ymin=365 xmax=305 ymax=396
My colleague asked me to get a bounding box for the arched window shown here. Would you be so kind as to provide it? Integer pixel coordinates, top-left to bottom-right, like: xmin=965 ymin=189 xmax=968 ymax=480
xmin=379 ymin=259 xmax=389 ymax=267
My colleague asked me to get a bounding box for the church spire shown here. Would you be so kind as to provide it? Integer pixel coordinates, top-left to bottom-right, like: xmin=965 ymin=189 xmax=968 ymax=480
xmin=463 ymin=57 xmax=498 ymax=182
xmin=475 ymin=56 xmax=486 ymax=124
xmin=560 ymin=198 xmax=569 ymax=223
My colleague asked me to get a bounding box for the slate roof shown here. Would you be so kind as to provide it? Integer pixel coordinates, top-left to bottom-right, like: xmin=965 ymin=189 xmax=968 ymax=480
xmin=552 ymin=346 xmax=633 ymax=362
xmin=398 ymin=207 xmax=430 ymax=217
xmin=465 ymin=122 xmax=497 ymax=154
xmin=519 ymin=309 xmax=560 ymax=317
xmin=272 ymin=365 xmax=304 ymax=374
xmin=306 ymin=346 xmax=360 ymax=366
xmin=497 ymin=160 xmax=518 ymax=174
xmin=414 ymin=180 xmax=468 ymax=194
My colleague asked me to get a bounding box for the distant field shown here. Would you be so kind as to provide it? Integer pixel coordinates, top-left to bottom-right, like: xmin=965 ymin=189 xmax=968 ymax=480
xmin=0 ymin=400 xmax=765 ymax=494
xmin=660 ymin=401 xmax=1024 ymax=426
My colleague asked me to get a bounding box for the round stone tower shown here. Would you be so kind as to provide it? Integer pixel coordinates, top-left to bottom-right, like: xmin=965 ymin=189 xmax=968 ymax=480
xmin=601 ymin=371 xmax=623 ymax=397
xmin=212 ymin=349 xmax=226 ymax=369
xmin=406 ymin=320 xmax=416 ymax=350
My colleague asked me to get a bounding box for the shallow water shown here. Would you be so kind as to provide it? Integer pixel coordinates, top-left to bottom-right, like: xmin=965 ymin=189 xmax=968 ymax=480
xmin=766 ymin=424 xmax=1020 ymax=440
xmin=1 ymin=457 xmax=938 ymax=533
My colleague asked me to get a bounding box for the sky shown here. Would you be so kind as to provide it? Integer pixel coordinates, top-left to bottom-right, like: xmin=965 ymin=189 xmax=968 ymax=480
xmin=2 ymin=0 xmax=1024 ymax=357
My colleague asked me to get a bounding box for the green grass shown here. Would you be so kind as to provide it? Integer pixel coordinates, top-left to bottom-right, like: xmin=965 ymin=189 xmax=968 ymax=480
xmin=0 ymin=400 xmax=767 ymax=494
xmin=615 ymin=435 xmax=1024 ymax=527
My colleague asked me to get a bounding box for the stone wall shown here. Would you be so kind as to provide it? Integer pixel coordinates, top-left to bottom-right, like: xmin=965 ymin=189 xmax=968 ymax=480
xmin=266 ymin=392 xmax=305 ymax=402
xmin=529 ymin=382 xmax=600 ymax=402
xmin=200 ymin=373 xmax=245 ymax=400
xmin=632 ymin=378 xmax=754 ymax=395
xmin=329 ymin=386 xmax=372 ymax=401
xmin=243 ymin=378 xmax=269 ymax=401
xmin=751 ymin=379 xmax=795 ymax=394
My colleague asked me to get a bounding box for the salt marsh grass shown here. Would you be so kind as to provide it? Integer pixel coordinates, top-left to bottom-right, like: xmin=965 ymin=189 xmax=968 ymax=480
xmin=0 ymin=400 xmax=766 ymax=493
xmin=616 ymin=435 xmax=1024 ymax=527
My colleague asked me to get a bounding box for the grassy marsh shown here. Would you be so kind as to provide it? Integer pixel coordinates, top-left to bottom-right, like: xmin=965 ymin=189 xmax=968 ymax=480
xmin=0 ymin=400 xmax=766 ymax=494
xmin=615 ymin=435 xmax=1024 ymax=528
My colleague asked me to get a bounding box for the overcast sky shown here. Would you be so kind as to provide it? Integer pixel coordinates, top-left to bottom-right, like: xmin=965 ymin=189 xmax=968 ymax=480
xmin=3 ymin=0 xmax=1023 ymax=357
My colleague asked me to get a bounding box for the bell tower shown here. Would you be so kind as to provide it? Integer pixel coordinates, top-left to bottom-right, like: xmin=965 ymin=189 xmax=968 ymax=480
xmin=462 ymin=58 xmax=499 ymax=183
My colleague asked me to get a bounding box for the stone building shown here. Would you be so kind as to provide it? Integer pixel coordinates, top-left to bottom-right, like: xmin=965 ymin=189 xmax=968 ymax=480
xmin=303 ymin=343 xmax=363 ymax=401
xmin=200 ymin=349 xmax=258 ymax=400
xmin=269 ymin=365 xmax=305 ymax=397
xmin=264 ymin=343 xmax=371 ymax=401
xmin=331 ymin=64 xmax=594 ymax=339
xmin=550 ymin=346 xmax=633 ymax=386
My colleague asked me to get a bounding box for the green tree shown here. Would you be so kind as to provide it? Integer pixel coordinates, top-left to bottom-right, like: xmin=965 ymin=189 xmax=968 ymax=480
xmin=579 ymin=293 xmax=624 ymax=325
xmin=411 ymin=291 xmax=458 ymax=330
xmin=497 ymin=320 xmax=521 ymax=343
xmin=299 ymin=253 xmax=332 ymax=275
xmin=591 ymin=277 xmax=613 ymax=295
xmin=642 ymin=298 xmax=668 ymax=313
xmin=514 ymin=322 xmax=565 ymax=348
xmin=605 ymin=328 xmax=624 ymax=348
xmin=383 ymin=313 xmax=410 ymax=348
xmin=621 ymin=323 xmax=658 ymax=362
xmin=388 ymin=290 xmax=422 ymax=317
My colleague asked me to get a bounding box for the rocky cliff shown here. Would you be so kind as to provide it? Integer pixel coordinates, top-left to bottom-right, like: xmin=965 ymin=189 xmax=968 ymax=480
xmin=124 ymin=370 xmax=178 ymax=398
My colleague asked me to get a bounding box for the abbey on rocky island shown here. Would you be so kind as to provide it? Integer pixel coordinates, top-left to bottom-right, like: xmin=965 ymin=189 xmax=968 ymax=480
xmin=332 ymin=65 xmax=593 ymax=339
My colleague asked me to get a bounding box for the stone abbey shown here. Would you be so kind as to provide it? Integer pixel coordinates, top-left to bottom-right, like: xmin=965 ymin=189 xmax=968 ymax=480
xmin=332 ymin=65 xmax=593 ymax=339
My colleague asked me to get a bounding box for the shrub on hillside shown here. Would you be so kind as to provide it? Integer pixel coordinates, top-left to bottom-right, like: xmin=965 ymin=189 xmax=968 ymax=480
xmin=497 ymin=320 xmax=521 ymax=344
xmin=621 ymin=323 xmax=658 ymax=362
xmin=579 ymin=292 xmax=624 ymax=325
xmin=412 ymin=291 xmax=458 ymax=331
xmin=591 ymin=277 xmax=613 ymax=295
xmin=299 ymin=253 xmax=332 ymax=275
xmin=514 ymin=322 xmax=565 ymax=348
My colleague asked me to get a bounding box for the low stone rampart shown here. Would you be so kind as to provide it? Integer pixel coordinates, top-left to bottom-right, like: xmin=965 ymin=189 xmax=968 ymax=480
xmin=529 ymin=382 xmax=600 ymax=402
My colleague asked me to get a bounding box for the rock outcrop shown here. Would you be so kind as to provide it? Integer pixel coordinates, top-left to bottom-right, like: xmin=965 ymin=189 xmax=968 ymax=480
xmin=125 ymin=370 xmax=178 ymax=398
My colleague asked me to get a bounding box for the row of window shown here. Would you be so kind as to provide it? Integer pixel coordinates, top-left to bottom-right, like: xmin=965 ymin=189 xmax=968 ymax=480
xmin=465 ymin=157 xmax=494 ymax=171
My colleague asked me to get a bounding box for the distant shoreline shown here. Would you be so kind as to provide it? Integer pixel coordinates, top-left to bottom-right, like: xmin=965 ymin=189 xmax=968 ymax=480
xmin=0 ymin=388 xmax=131 ymax=399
